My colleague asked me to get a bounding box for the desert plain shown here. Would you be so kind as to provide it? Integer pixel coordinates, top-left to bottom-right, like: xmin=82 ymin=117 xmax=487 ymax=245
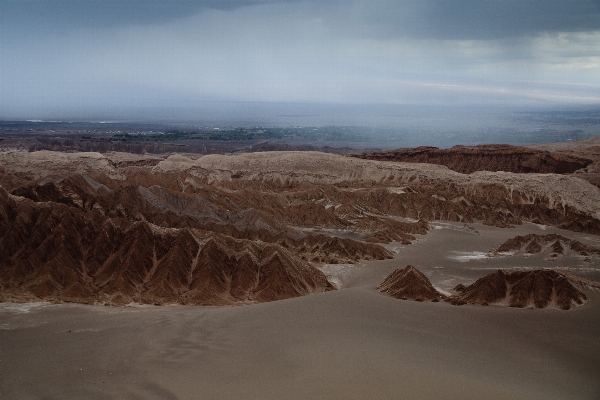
xmin=1 ymin=141 xmax=600 ymax=399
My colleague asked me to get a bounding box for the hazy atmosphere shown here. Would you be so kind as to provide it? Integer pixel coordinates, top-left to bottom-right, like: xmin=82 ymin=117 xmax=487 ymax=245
xmin=1 ymin=0 xmax=600 ymax=123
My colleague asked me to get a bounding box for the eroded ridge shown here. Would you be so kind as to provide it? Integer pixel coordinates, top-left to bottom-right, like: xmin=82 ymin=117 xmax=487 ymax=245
xmin=378 ymin=266 xmax=593 ymax=310
xmin=447 ymin=269 xmax=589 ymax=310
xmin=350 ymin=144 xmax=591 ymax=174
xmin=376 ymin=265 xmax=445 ymax=302
xmin=2 ymin=149 xmax=600 ymax=306
xmin=491 ymin=233 xmax=600 ymax=261
xmin=0 ymin=186 xmax=335 ymax=305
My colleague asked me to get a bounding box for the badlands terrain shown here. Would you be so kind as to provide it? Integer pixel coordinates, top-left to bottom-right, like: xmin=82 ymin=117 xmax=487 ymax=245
xmin=1 ymin=141 xmax=600 ymax=399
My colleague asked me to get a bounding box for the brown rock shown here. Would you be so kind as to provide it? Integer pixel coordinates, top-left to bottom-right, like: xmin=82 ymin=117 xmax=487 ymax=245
xmin=447 ymin=269 xmax=588 ymax=310
xmin=453 ymin=284 xmax=467 ymax=293
xmin=493 ymin=233 xmax=600 ymax=260
xmin=0 ymin=188 xmax=333 ymax=306
xmin=2 ymin=149 xmax=600 ymax=306
xmin=377 ymin=265 xmax=445 ymax=302
xmin=350 ymin=144 xmax=591 ymax=174
xmin=447 ymin=270 xmax=508 ymax=306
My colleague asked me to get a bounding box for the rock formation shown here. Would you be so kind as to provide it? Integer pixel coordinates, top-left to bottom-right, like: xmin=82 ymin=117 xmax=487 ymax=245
xmin=351 ymin=144 xmax=591 ymax=174
xmin=4 ymin=150 xmax=600 ymax=233
xmin=356 ymin=216 xmax=429 ymax=244
xmin=446 ymin=269 xmax=589 ymax=310
xmin=153 ymin=151 xmax=600 ymax=231
xmin=377 ymin=265 xmax=445 ymax=302
xmin=377 ymin=266 xmax=591 ymax=310
xmin=0 ymin=188 xmax=334 ymax=305
xmin=1 ymin=149 xmax=600 ymax=306
xmin=492 ymin=234 xmax=600 ymax=261
xmin=528 ymin=137 xmax=600 ymax=188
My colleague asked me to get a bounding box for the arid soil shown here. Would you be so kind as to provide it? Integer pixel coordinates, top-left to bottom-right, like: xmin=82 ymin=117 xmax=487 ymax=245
xmin=2 ymin=148 xmax=600 ymax=305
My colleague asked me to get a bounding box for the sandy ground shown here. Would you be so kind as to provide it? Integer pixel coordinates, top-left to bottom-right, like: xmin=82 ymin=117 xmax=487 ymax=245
xmin=1 ymin=222 xmax=600 ymax=400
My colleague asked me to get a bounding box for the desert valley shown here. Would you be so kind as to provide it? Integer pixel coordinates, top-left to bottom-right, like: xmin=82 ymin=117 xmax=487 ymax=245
xmin=1 ymin=138 xmax=600 ymax=399
xmin=4 ymin=0 xmax=600 ymax=398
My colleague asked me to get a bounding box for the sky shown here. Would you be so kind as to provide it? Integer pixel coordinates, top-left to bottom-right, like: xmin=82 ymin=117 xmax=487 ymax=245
xmin=1 ymin=0 xmax=600 ymax=122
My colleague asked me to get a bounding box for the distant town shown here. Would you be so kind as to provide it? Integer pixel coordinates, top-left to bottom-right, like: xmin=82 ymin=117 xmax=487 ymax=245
xmin=1 ymin=109 xmax=599 ymax=154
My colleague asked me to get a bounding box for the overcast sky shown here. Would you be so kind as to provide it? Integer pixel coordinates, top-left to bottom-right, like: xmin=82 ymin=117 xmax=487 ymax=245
xmin=1 ymin=0 xmax=599 ymax=120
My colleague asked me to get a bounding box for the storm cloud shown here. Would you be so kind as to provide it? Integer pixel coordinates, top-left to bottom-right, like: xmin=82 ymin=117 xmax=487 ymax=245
xmin=1 ymin=0 xmax=599 ymax=120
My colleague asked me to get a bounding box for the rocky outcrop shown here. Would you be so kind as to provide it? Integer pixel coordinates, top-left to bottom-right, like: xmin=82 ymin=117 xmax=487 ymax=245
xmin=492 ymin=234 xmax=600 ymax=261
xmin=158 ymin=151 xmax=600 ymax=230
xmin=0 ymin=188 xmax=333 ymax=305
xmin=377 ymin=265 xmax=591 ymax=310
xmin=351 ymin=144 xmax=591 ymax=174
xmin=446 ymin=269 xmax=588 ymax=310
xmin=4 ymin=151 xmax=600 ymax=233
xmin=355 ymin=216 xmax=429 ymax=244
xmin=2 ymin=149 xmax=600 ymax=306
xmin=0 ymin=150 xmax=125 ymax=180
xmin=529 ymin=138 xmax=600 ymax=188
xmin=377 ymin=265 xmax=445 ymax=302
xmin=287 ymin=234 xmax=393 ymax=264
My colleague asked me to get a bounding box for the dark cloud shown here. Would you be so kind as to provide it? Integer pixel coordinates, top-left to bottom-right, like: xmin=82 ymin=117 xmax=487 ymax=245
xmin=420 ymin=0 xmax=600 ymax=39
xmin=335 ymin=0 xmax=600 ymax=40
xmin=0 ymin=0 xmax=299 ymax=34
xmin=1 ymin=0 xmax=599 ymax=115
xmin=2 ymin=0 xmax=599 ymax=39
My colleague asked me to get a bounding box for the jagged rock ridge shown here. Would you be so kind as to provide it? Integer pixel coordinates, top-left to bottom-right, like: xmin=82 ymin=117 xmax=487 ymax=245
xmin=376 ymin=265 xmax=445 ymax=302
xmin=0 ymin=188 xmax=334 ymax=305
xmin=447 ymin=269 xmax=588 ymax=310
xmin=492 ymin=233 xmax=600 ymax=261
xmin=378 ymin=266 xmax=590 ymax=310
xmin=3 ymin=151 xmax=600 ymax=233
xmin=2 ymin=149 xmax=600 ymax=306
xmin=351 ymin=144 xmax=591 ymax=174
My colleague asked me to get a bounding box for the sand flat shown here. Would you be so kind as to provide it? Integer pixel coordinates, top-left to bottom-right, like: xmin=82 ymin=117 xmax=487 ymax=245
xmin=1 ymin=290 xmax=599 ymax=399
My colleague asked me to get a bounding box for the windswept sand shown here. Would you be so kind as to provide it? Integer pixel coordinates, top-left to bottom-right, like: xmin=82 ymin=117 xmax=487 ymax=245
xmin=1 ymin=222 xmax=599 ymax=400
